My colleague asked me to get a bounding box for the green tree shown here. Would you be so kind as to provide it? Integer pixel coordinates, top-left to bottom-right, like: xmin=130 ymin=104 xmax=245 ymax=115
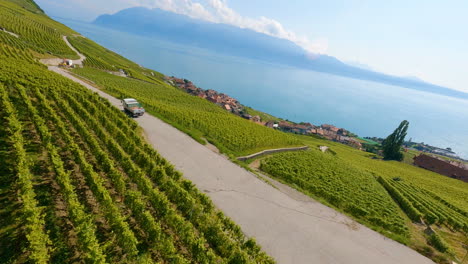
xmin=382 ymin=120 xmax=409 ymax=161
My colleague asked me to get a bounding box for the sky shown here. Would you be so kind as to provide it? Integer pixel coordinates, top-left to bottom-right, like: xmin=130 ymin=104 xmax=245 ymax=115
xmin=36 ymin=0 xmax=468 ymax=92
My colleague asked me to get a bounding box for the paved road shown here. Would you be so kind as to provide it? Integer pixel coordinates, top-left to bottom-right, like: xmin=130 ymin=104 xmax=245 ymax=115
xmin=49 ymin=66 xmax=435 ymax=264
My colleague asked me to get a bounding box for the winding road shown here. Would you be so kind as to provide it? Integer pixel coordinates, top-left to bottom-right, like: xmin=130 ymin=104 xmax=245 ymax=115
xmin=47 ymin=37 xmax=434 ymax=264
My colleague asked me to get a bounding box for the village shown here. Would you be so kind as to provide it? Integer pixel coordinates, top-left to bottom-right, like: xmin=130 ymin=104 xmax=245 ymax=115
xmin=165 ymin=76 xmax=363 ymax=149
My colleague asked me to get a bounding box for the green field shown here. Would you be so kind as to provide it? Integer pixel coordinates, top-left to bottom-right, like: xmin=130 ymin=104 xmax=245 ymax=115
xmin=258 ymin=135 xmax=468 ymax=263
xmin=358 ymin=137 xmax=380 ymax=145
xmin=0 ymin=1 xmax=274 ymax=263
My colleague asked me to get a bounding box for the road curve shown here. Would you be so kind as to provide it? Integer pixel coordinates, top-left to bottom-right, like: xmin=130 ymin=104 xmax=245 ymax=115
xmin=48 ymin=66 xmax=434 ymax=264
xmin=62 ymin=36 xmax=86 ymax=65
xmin=40 ymin=36 xmax=86 ymax=66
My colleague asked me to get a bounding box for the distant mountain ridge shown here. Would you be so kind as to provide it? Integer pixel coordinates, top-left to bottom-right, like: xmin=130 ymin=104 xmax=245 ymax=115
xmin=94 ymin=7 xmax=468 ymax=100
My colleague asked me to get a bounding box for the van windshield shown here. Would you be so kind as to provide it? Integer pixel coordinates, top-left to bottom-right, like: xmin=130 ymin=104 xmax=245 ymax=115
xmin=127 ymin=103 xmax=141 ymax=108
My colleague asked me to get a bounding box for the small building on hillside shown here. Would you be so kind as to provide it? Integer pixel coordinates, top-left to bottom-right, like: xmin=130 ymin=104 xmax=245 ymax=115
xmin=252 ymin=115 xmax=261 ymax=123
xmin=413 ymin=154 xmax=468 ymax=182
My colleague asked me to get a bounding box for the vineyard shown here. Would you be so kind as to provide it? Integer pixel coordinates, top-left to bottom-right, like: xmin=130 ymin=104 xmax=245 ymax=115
xmin=0 ymin=1 xmax=78 ymax=58
xmin=259 ymin=135 xmax=468 ymax=261
xmin=0 ymin=46 xmax=274 ymax=263
xmin=71 ymin=67 xmax=301 ymax=155
xmin=259 ymin=150 xmax=409 ymax=237
xmin=2 ymin=0 xmax=467 ymax=262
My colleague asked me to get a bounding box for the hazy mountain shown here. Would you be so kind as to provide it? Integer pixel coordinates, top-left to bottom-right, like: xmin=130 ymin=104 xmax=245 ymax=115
xmin=94 ymin=7 xmax=468 ymax=100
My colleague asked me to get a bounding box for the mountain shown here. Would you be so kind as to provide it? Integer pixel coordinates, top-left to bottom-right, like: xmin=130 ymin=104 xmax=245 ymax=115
xmin=94 ymin=7 xmax=468 ymax=100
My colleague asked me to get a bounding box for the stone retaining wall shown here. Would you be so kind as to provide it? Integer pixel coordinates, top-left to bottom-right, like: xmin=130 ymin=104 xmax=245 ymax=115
xmin=237 ymin=146 xmax=309 ymax=161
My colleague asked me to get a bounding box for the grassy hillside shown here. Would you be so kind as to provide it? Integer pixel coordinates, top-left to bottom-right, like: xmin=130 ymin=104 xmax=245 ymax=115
xmin=258 ymin=135 xmax=468 ymax=263
xmin=0 ymin=1 xmax=274 ymax=263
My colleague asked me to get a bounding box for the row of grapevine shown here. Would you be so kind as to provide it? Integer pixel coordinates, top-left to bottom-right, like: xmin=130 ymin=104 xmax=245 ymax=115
xmin=45 ymin=86 xmax=189 ymax=262
xmin=0 ymin=5 xmax=276 ymax=259
xmin=0 ymin=42 xmax=36 ymax=62
xmin=377 ymin=177 xmax=422 ymax=222
xmin=320 ymin=134 xmax=468 ymax=216
xmin=83 ymin=56 xmax=117 ymax=71
xmin=0 ymin=31 xmax=27 ymax=49
xmin=381 ymin=178 xmax=468 ymax=232
xmin=51 ymin=87 xmax=241 ymax=263
xmin=260 ymin=150 xmax=409 ymax=235
xmin=0 ymin=83 xmax=50 ymax=263
xmin=70 ymin=92 xmax=246 ymax=245
xmin=59 ymin=86 xmax=273 ymax=262
xmin=15 ymin=83 xmax=107 ymax=263
xmin=2 ymin=61 xmax=213 ymax=263
xmin=30 ymin=86 xmax=141 ymax=259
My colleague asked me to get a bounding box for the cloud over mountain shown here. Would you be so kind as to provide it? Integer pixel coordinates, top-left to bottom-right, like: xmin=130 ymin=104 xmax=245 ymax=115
xmin=125 ymin=0 xmax=328 ymax=53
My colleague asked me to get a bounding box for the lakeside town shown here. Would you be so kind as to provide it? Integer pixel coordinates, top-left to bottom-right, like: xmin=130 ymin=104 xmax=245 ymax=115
xmin=165 ymin=76 xmax=363 ymax=149
xmin=165 ymin=75 xmax=468 ymax=183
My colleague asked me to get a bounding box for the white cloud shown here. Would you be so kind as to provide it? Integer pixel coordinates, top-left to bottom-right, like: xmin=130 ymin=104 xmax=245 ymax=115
xmin=124 ymin=0 xmax=328 ymax=54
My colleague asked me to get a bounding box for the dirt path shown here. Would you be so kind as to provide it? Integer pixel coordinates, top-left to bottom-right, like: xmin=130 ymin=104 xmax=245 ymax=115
xmin=47 ymin=66 xmax=434 ymax=264
xmin=40 ymin=35 xmax=86 ymax=66
xmin=0 ymin=28 xmax=19 ymax=38
xmin=62 ymin=35 xmax=86 ymax=65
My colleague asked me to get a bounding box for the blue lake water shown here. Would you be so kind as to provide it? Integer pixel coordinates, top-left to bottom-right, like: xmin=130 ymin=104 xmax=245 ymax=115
xmin=58 ymin=18 xmax=468 ymax=159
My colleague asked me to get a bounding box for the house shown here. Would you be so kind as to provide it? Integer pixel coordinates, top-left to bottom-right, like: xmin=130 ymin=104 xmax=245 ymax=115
xmin=337 ymin=128 xmax=348 ymax=136
xmin=207 ymin=94 xmax=221 ymax=104
xmin=278 ymin=121 xmax=295 ymax=131
xmin=252 ymin=115 xmax=261 ymax=123
xmin=346 ymin=138 xmax=363 ymax=149
xmin=315 ymin=128 xmax=325 ymax=136
xmin=413 ymin=154 xmax=468 ymax=182
xmin=224 ymin=104 xmax=231 ymax=111
xmin=294 ymin=124 xmax=309 ymax=134
xmin=322 ymin=124 xmax=340 ymax=132
xmin=173 ymin=78 xmax=185 ymax=85
xmin=186 ymin=83 xmax=197 ymax=92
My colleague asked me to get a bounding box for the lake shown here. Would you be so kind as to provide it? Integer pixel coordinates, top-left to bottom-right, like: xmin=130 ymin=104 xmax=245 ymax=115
xmin=57 ymin=18 xmax=468 ymax=159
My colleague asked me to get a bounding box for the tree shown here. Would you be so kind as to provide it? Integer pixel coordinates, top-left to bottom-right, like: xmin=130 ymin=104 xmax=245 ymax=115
xmin=382 ymin=120 xmax=409 ymax=161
